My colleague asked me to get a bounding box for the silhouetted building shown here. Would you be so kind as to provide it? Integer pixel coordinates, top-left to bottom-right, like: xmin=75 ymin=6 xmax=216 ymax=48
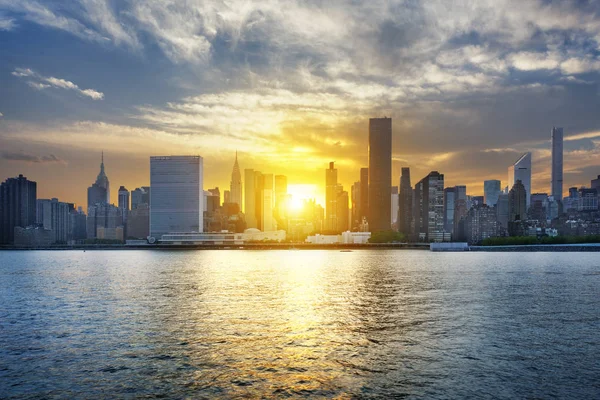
xmin=230 ymin=152 xmax=242 ymax=208
xmin=131 ymin=186 xmax=150 ymax=209
xmin=87 ymin=152 xmax=110 ymax=208
xmin=443 ymin=187 xmax=455 ymax=235
xmin=496 ymin=193 xmax=509 ymax=229
xmin=244 ymin=169 xmax=257 ymax=228
xmin=86 ymin=203 xmax=123 ymax=239
xmin=128 ymin=203 xmax=149 ymax=239
xmin=551 ymin=127 xmax=563 ymax=201
xmin=69 ymin=207 xmax=87 ymax=241
xmin=453 ymin=185 xmax=467 ymax=239
xmin=224 ymin=190 xmax=230 ymax=205
xmin=351 ymin=181 xmax=361 ymax=230
xmin=150 ymin=156 xmax=203 ymax=239
xmin=508 ymin=180 xmax=527 ymax=236
xmin=337 ymin=189 xmax=349 ymax=232
xmin=592 ymin=175 xmax=600 ymax=191
xmin=368 ymin=117 xmax=392 ymax=232
xmin=508 ymin=153 xmax=532 ymax=208
xmin=415 ymin=171 xmax=445 ymax=242
xmin=0 ymin=174 xmax=37 ymax=245
xmin=464 ymin=204 xmax=500 ymax=244
xmin=118 ymin=186 xmax=129 ymax=230
xmin=37 ymin=198 xmax=70 ymax=243
xmin=326 ymin=162 xmax=338 ymax=232
xmin=484 ymin=180 xmax=501 ymax=206
xmin=398 ymin=167 xmax=412 ymax=236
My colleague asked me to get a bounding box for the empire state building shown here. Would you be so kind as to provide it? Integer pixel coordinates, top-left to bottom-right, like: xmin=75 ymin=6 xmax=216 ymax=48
xmin=230 ymin=152 xmax=242 ymax=208
xmin=87 ymin=152 xmax=110 ymax=208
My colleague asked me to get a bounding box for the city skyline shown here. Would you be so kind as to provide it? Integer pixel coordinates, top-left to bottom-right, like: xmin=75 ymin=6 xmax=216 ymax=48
xmin=1 ymin=2 xmax=600 ymax=208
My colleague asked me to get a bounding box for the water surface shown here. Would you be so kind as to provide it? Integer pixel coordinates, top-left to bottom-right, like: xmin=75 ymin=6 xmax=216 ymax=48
xmin=0 ymin=250 xmax=598 ymax=398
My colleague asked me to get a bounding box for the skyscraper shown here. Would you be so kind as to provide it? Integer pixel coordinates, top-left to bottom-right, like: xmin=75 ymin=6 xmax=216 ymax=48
xmin=87 ymin=152 xmax=110 ymax=208
xmin=261 ymin=174 xmax=276 ymax=231
xmin=508 ymin=152 xmax=532 ymax=208
xmin=508 ymin=180 xmax=527 ymax=222
xmin=398 ymin=167 xmax=412 ymax=236
xmin=325 ymin=162 xmax=338 ymax=232
xmin=150 ymin=156 xmax=203 ymax=240
xmin=118 ymin=186 xmax=130 ymax=227
xmin=336 ymin=189 xmax=349 ymax=232
xmin=351 ymin=181 xmax=361 ymax=229
xmin=37 ymin=198 xmax=70 ymax=243
xmin=368 ymin=117 xmax=392 ymax=232
xmin=551 ymin=127 xmax=563 ymax=201
xmin=244 ymin=169 xmax=257 ymax=228
xmin=443 ymin=187 xmax=455 ymax=234
xmin=0 ymin=175 xmax=37 ymax=244
xmin=453 ymin=185 xmax=467 ymax=239
xmin=484 ymin=180 xmax=501 ymax=206
xmin=391 ymin=186 xmax=399 ymax=226
xmin=131 ymin=186 xmax=150 ymax=209
xmin=230 ymin=152 xmax=242 ymax=208
xmin=415 ymin=171 xmax=445 ymax=242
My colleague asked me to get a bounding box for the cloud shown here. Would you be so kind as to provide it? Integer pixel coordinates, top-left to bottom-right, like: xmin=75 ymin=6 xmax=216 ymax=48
xmin=0 ymin=112 xmax=3 ymax=117
xmin=1 ymin=151 xmax=66 ymax=164
xmin=13 ymin=67 xmax=104 ymax=100
xmin=0 ymin=13 xmax=15 ymax=30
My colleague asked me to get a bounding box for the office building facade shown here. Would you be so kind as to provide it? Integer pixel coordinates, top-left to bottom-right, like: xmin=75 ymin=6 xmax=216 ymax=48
xmin=551 ymin=127 xmax=563 ymax=201
xmin=368 ymin=117 xmax=392 ymax=232
xmin=0 ymin=175 xmax=37 ymax=244
xmin=398 ymin=167 xmax=412 ymax=236
xmin=150 ymin=156 xmax=203 ymax=239
xmin=484 ymin=180 xmax=501 ymax=206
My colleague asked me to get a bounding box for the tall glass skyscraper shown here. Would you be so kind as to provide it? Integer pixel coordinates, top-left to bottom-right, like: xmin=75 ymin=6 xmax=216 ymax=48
xmin=0 ymin=174 xmax=37 ymax=244
xmin=398 ymin=167 xmax=412 ymax=236
xmin=150 ymin=156 xmax=203 ymax=240
xmin=368 ymin=117 xmax=392 ymax=232
xmin=551 ymin=127 xmax=563 ymax=201
xmin=508 ymin=153 xmax=532 ymax=208
xmin=484 ymin=180 xmax=501 ymax=206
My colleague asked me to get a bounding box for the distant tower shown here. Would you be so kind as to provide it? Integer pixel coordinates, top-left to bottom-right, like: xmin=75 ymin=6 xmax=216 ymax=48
xmin=244 ymin=169 xmax=257 ymax=228
xmin=484 ymin=180 xmax=501 ymax=206
xmin=508 ymin=180 xmax=527 ymax=221
xmin=118 ymin=186 xmax=130 ymax=225
xmin=508 ymin=153 xmax=531 ymax=208
xmin=88 ymin=152 xmax=110 ymax=208
xmin=551 ymin=127 xmax=563 ymax=201
xmin=230 ymin=152 xmax=242 ymax=208
xmin=326 ymin=162 xmax=338 ymax=231
xmin=368 ymin=117 xmax=392 ymax=232
xmin=398 ymin=167 xmax=412 ymax=236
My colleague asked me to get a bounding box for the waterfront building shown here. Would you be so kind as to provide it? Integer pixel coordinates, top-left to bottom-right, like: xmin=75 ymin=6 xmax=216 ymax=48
xmin=368 ymin=117 xmax=392 ymax=232
xmin=337 ymin=189 xmax=349 ymax=232
xmin=229 ymin=152 xmax=242 ymax=208
xmin=391 ymin=186 xmax=399 ymax=227
xmin=484 ymin=180 xmax=501 ymax=206
xmin=0 ymin=174 xmax=37 ymax=245
xmin=128 ymin=203 xmax=149 ymax=239
xmin=37 ymin=198 xmax=70 ymax=243
xmin=443 ymin=187 xmax=455 ymax=235
xmin=244 ymin=169 xmax=257 ymax=228
xmin=508 ymin=153 xmax=532 ymax=208
xmin=149 ymin=155 xmax=203 ymax=240
xmin=69 ymin=207 xmax=87 ymax=241
xmin=360 ymin=167 xmax=369 ymax=224
xmin=453 ymin=185 xmax=467 ymax=239
xmin=398 ymin=167 xmax=412 ymax=236
xmin=415 ymin=171 xmax=445 ymax=242
xmin=13 ymin=226 xmax=54 ymax=247
xmin=86 ymin=203 xmax=123 ymax=239
xmin=551 ymin=127 xmax=564 ymax=201
xmin=157 ymin=229 xmax=286 ymax=245
xmin=131 ymin=187 xmax=150 ymax=209
xmin=463 ymin=204 xmax=500 ymax=244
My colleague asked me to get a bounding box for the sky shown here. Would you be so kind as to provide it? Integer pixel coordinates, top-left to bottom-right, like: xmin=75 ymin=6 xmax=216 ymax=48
xmin=1 ymin=0 xmax=600 ymax=208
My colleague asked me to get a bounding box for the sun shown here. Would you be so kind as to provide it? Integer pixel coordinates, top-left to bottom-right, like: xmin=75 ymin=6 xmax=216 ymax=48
xmin=288 ymin=196 xmax=304 ymax=211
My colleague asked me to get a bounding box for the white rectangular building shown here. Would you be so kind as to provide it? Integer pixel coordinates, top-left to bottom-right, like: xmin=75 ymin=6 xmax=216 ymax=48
xmin=150 ymin=156 xmax=203 ymax=240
